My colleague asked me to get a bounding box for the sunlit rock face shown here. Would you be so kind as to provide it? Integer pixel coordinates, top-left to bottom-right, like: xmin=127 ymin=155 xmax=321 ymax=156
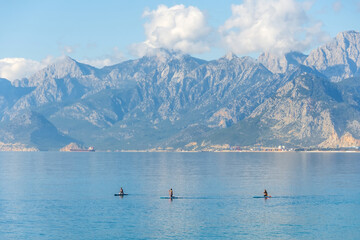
xmin=1 ymin=32 xmax=360 ymax=150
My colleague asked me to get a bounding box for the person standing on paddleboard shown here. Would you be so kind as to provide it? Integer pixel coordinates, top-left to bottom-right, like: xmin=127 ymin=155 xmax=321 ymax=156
xmin=120 ymin=187 xmax=124 ymax=195
xmin=264 ymin=189 xmax=268 ymax=197
xmin=169 ymin=188 xmax=173 ymax=198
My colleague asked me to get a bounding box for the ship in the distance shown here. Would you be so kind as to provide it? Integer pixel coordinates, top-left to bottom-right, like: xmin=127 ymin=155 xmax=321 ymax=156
xmin=70 ymin=146 xmax=95 ymax=152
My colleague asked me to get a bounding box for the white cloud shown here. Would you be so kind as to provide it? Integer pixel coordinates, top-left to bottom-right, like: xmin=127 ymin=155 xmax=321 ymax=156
xmin=0 ymin=48 xmax=125 ymax=81
xmin=219 ymin=0 xmax=329 ymax=56
xmin=0 ymin=57 xmax=52 ymax=81
xmin=80 ymin=47 xmax=125 ymax=68
xmin=131 ymin=4 xmax=212 ymax=57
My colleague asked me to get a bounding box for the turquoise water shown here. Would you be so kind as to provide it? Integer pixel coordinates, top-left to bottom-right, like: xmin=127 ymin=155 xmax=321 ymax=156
xmin=0 ymin=152 xmax=359 ymax=239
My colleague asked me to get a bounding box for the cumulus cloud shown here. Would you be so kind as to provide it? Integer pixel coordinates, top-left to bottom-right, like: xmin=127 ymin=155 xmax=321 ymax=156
xmin=219 ymin=0 xmax=329 ymax=56
xmin=131 ymin=4 xmax=212 ymax=57
xmin=0 ymin=57 xmax=55 ymax=81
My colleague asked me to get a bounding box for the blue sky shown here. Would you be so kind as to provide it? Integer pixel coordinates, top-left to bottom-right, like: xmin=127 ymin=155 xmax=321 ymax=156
xmin=1 ymin=0 xmax=360 ymax=80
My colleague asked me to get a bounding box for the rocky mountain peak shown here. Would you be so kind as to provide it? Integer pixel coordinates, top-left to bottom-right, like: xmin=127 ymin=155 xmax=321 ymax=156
xmin=304 ymin=30 xmax=360 ymax=82
xmin=258 ymin=51 xmax=307 ymax=73
xmin=46 ymin=56 xmax=83 ymax=77
xmin=335 ymin=30 xmax=360 ymax=47
xmin=25 ymin=55 xmax=99 ymax=87
xmin=2 ymin=30 xmax=360 ymax=150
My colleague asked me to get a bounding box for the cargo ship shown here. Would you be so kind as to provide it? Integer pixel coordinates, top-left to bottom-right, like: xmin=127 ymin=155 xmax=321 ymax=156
xmin=69 ymin=146 xmax=95 ymax=152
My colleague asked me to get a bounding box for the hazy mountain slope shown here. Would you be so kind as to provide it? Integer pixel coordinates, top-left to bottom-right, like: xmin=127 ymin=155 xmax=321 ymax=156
xmin=258 ymin=51 xmax=307 ymax=73
xmin=247 ymin=72 xmax=342 ymax=147
xmin=46 ymin=54 xmax=282 ymax=150
xmin=0 ymin=111 xmax=74 ymax=150
xmin=2 ymin=31 xmax=360 ymax=150
xmin=9 ymin=57 xmax=101 ymax=112
xmin=173 ymin=66 xmax=338 ymax=148
xmin=0 ymin=78 xmax=34 ymax=118
xmin=331 ymin=77 xmax=360 ymax=139
xmin=244 ymin=72 xmax=360 ymax=148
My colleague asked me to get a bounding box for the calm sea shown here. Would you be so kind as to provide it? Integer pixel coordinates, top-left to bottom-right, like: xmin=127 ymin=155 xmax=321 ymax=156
xmin=0 ymin=152 xmax=359 ymax=239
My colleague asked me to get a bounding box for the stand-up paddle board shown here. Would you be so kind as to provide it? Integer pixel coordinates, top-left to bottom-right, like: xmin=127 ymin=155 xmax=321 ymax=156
xmin=114 ymin=193 xmax=128 ymax=196
xmin=160 ymin=196 xmax=183 ymax=199
xmin=253 ymin=196 xmax=271 ymax=198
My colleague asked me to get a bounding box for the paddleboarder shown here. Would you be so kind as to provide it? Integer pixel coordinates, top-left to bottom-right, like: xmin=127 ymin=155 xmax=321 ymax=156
xmin=264 ymin=189 xmax=268 ymax=197
xmin=169 ymin=188 xmax=173 ymax=198
xmin=120 ymin=187 xmax=124 ymax=195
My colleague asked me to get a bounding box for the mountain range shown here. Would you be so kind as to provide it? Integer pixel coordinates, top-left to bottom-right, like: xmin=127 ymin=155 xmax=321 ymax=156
xmin=2 ymin=30 xmax=360 ymax=151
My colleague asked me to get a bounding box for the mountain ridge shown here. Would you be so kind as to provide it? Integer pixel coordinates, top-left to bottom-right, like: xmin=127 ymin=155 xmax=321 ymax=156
xmin=1 ymin=30 xmax=360 ymax=151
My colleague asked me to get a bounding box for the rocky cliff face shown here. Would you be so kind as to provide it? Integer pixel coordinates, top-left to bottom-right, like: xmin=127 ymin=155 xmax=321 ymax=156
xmin=1 ymin=31 xmax=360 ymax=150
xmin=304 ymin=31 xmax=360 ymax=82
xmin=248 ymin=71 xmax=344 ymax=147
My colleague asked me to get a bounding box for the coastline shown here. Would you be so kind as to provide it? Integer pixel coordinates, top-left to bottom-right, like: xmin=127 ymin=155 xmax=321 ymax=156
xmin=1 ymin=148 xmax=359 ymax=153
xmin=109 ymin=149 xmax=360 ymax=153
